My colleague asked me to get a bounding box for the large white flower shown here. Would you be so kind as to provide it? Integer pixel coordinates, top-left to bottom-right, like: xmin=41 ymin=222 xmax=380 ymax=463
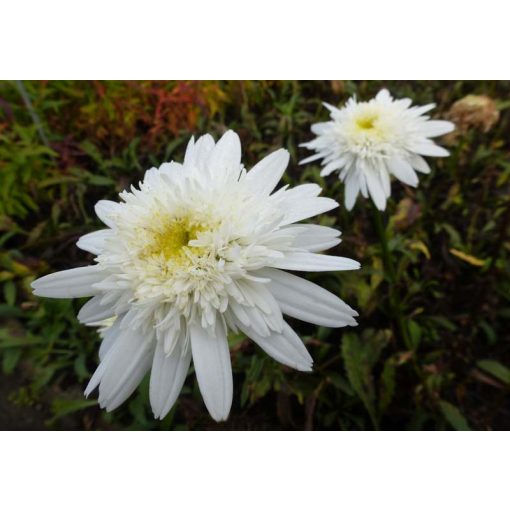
xmin=31 ymin=131 xmax=360 ymax=422
xmin=300 ymin=89 xmax=455 ymax=211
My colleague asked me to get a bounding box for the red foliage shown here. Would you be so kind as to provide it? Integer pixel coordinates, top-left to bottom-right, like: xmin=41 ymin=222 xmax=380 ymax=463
xmin=42 ymin=81 xmax=222 ymax=157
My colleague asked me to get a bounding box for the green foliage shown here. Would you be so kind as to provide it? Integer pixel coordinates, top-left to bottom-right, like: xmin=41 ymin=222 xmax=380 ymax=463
xmin=48 ymin=398 xmax=98 ymax=426
xmin=342 ymin=329 xmax=394 ymax=428
xmin=0 ymin=80 xmax=509 ymax=430
xmin=477 ymin=360 xmax=510 ymax=385
xmin=438 ymin=401 xmax=471 ymax=431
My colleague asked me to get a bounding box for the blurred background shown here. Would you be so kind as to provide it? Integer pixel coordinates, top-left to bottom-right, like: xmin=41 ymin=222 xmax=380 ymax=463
xmin=0 ymin=80 xmax=508 ymax=430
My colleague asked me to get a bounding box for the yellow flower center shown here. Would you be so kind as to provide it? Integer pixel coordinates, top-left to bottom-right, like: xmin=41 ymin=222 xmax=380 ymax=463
xmin=144 ymin=217 xmax=205 ymax=261
xmin=356 ymin=113 xmax=378 ymax=131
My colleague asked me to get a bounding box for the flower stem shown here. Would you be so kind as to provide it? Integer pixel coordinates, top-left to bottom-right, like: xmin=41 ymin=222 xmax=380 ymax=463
xmin=373 ymin=209 xmax=396 ymax=282
xmin=372 ymin=208 xmax=410 ymax=349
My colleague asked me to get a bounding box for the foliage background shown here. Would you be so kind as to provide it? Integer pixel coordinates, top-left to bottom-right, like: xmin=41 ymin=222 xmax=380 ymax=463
xmin=0 ymin=80 xmax=509 ymax=430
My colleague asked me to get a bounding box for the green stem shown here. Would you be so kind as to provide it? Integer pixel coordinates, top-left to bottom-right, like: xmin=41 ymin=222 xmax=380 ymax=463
xmin=373 ymin=209 xmax=396 ymax=283
xmin=372 ymin=207 xmax=410 ymax=349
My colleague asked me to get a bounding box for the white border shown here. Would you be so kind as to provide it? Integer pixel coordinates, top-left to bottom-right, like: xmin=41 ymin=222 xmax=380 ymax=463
xmin=1 ymin=1 xmax=508 ymax=507
xmin=1 ymin=432 xmax=508 ymax=509
xmin=1 ymin=0 xmax=507 ymax=78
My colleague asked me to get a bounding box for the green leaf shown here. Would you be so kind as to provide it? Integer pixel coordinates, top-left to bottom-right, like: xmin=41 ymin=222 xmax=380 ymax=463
xmin=439 ymin=401 xmax=471 ymax=431
xmin=48 ymin=398 xmax=98 ymax=426
xmin=478 ymin=321 xmax=497 ymax=345
xmin=88 ymin=175 xmax=115 ymax=187
xmin=73 ymin=353 xmax=90 ymax=380
xmin=0 ymin=304 xmax=22 ymax=318
xmin=2 ymin=347 xmax=22 ymax=374
xmin=327 ymin=372 xmax=355 ymax=396
xmin=128 ymin=396 xmax=151 ymax=427
xmin=477 ymin=360 xmax=510 ymax=385
xmin=429 ymin=316 xmax=457 ymax=332
xmin=342 ymin=332 xmax=377 ymax=428
xmin=4 ymin=280 xmax=16 ymax=306
xmin=39 ymin=176 xmax=79 ymax=188
xmin=407 ymin=320 xmax=422 ymax=349
xmin=80 ymin=140 xmax=103 ymax=163
xmin=0 ymin=329 xmax=46 ymax=348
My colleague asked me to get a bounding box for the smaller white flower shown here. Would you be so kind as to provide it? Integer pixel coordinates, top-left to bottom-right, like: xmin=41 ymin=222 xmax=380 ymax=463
xmin=300 ymin=89 xmax=455 ymax=211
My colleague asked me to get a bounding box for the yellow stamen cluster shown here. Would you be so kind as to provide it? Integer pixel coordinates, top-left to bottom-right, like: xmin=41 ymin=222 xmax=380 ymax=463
xmin=356 ymin=112 xmax=378 ymax=131
xmin=349 ymin=109 xmax=389 ymax=147
xmin=142 ymin=217 xmax=206 ymax=262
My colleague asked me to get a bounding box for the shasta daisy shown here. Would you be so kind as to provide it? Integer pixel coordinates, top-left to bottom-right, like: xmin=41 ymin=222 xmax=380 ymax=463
xmin=300 ymin=89 xmax=455 ymax=211
xmin=31 ymin=131 xmax=360 ymax=422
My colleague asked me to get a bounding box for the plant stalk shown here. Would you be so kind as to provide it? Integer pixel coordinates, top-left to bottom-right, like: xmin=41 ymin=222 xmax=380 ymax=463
xmin=372 ymin=207 xmax=411 ymax=349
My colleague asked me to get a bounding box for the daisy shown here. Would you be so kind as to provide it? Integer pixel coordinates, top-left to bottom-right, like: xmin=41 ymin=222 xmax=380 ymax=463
xmin=31 ymin=131 xmax=360 ymax=422
xmin=300 ymin=89 xmax=455 ymax=211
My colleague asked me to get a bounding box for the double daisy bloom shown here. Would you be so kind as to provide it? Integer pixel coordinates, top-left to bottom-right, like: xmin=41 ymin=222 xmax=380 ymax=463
xmin=32 ymin=90 xmax=453 ymax=422
xmin=301 ymin=89 xmax=454 ymax=210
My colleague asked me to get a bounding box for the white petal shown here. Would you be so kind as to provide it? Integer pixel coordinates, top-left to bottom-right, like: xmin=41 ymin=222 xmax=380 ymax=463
xmin=320 ymin=159 xmax=345 ymax=177
xmin=77 ymin=295 xmax=114 ymax=324
xmin=95 ymin=200 xmax=120 ymax=228
xmin=299 ymin=152 xmax=324 ymax=165
xmin=183 ymin=135 xmax=195 ymax=165
xmin=364 ymin=166 xmax=387 ymax=211
xmin=359 ymin=168 xmax=368 ymax=198
xmin=376 ymin=89 xmax=392 ymax=102
xmin=31 ymin=266 xmax=103 ymax=298
xmin=323 ymin=102 xmax=341 ymax=114
xmin=231 ymin=300 xmax=282 ymax=338
xmin=420 ymin=120 xmax=455 ymax=137
xmin=279 ymin=183 xmax=322 ymax=200
xmin=239 ymin=321 xmax=312 ymax=371
xmin=410 ymin=104 xmax=436 ymax=117
xmin=229 ymin=299 xmax=253 ymax=327
xmin=98 ymin=319 xmax=123 ymax=361
xmin=291 ymin=224 xmax=341 ymax=252
xmin=236 ymin=280 xmax=283 ymax=331
xmin=259 ymin=268 xmax=358 ymax=327
xmin=247 ymin=149 xmax=289 ymax=195
xmin=311 ymin=121 xmax=331 ymax=135
xmin=207 ymin=130 xmax=241 ymax=179
xmin=76 ymin=229 xmax=111 ymax=255
xmin=158 ymin=161 xmax=183 ymax=179
xmin=84 ymin=356 xmax=109 ymax=398
xmin=388 ymin=157 xmax=419 ymax=187
xmin=282 ymin=197 xmax=338 ymax=225
xmin=397 ymin=98 xmax=412 ymax=109
xmin=411 ymin=141 xmax=450 ymax=157
xmin=380 ymin=166 xmax=391 ymax=197
xmin=184 ymin=134 xmax=215 ymax=169
xmin=270 ymin=252 xmax=360 ymax=272
xmin=142 ymin=167 xmax=161 ymax=188
xmin=150 ymin=339 xmax=191 ymax=419
xmin=344 ymin=173 xmax=360 ymax=211
xmin=239 ymin=301 xmax=282 ymax=337
xmin=95 ymin=328 xmax=154 ymax=412
xmin=193 ymin=134 xmax=216 ymax=167
xmin=408 ymin=153 xmax=431 ymax=174
xmin=190 ymin=322 xmax=232 ymax=422
xmin=246 ymin=306 xmax=274 ymax=336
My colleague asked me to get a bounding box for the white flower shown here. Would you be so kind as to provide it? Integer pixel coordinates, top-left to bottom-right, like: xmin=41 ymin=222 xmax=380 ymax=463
xmin=32 ymin=131 xmax=360 ymax=422
xmin=300 ymin=89 xmax=455 ymax=211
